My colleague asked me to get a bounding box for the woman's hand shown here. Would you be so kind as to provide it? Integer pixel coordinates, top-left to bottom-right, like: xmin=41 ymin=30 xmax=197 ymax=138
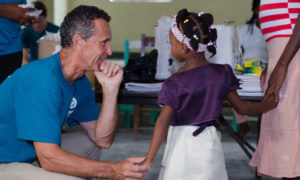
xmin=265 ymin=64 xmax=288 ymax=103
xmin=260 ymin=67 xmax=267 ymax=91
xmin=1 ymin=3 xmax=36 ymax=25
xmin=261 ymin=92 xmax=278 ymax=113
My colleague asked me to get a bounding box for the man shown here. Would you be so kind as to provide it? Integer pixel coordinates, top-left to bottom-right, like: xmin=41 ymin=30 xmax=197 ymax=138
xmin=0 ymin=5 xmax=148 ymax=180
xmin=0 ymin=0 xmax=35 ymax=83
xmin=21 ymin=1 xmax=59 ymax=63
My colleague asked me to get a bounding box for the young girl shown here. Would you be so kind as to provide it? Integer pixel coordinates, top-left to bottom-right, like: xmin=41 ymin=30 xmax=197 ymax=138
xmin=141 ymin=9 xmax=277 ymax=180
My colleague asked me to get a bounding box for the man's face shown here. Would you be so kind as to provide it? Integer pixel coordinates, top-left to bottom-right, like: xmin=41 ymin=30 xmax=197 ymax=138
xmin=81 ymin=19 xmax=112 ymax=71
xmin=33 ymin=16 xmax=47 ymax=33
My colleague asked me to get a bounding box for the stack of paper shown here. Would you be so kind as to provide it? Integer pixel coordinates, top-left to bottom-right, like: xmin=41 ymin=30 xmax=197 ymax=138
xmin=125 ymin=82 xmax=163 ymax=92
xmin=236 ymin=75 xmax=264 ymax=97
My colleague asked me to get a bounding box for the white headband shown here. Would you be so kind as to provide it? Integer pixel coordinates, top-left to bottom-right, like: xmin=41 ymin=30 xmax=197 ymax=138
xmin=170 ymin=15 xmax=207 ymax=53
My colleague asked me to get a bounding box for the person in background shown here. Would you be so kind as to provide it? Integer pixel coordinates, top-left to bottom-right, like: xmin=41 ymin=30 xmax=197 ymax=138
xmin=21 ymin=1 xmax=59 ymax=64
xmin=233 ymin=0 xmax=268 ymax=137
xmin=249 ymin=0 xmax=300 ymax=179
xmin=0 ymin=0 xmax=35 ymax=83
xmin=140 ymin=8 xmax=276 ymax=180
xmin=0 ymin=5 xmax=148 ymax=180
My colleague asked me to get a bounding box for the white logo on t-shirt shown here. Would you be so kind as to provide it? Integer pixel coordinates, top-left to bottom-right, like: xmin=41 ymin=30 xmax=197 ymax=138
xmin=70 ymin=97 xmax=77 ymax=109
xmin=67 ymin=97 xmax=77 ymax=118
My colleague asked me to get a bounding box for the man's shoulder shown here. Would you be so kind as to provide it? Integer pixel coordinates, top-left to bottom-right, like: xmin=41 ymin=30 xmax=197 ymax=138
xmin=19 ymin=55 xmax=59 ymax=79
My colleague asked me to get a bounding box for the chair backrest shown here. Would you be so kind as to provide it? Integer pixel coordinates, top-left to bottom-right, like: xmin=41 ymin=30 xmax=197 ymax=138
xmin=124 ymin=40 xmax=130 ymax=66
xmin=141 ymin=34 xmax=155 ymax=57
xmin=123 ymin=34 xmax=155 ymax=66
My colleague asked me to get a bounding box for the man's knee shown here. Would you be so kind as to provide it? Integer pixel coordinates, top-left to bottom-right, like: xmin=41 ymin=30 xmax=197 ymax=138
xmin=61 ymin=131 xmax=101 ymax=160
xmin=0 ymin=163 xmax=81 ymax=180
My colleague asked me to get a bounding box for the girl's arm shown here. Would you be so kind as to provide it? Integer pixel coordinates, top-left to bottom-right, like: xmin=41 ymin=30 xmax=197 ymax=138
xmin=226 ymin=91 xmax=277 ymax=115
xmin=141 ymin=105 xmax=175 ymax=166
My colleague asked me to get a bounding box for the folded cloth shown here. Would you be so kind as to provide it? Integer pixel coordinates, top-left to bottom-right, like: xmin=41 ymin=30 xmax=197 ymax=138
xmin=125 ymin=82 xmax=163 ymax=92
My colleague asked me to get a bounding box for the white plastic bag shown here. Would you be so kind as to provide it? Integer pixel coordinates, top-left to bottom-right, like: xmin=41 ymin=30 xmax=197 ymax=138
xmin=155 ymin=16 xmax=173 ymax=80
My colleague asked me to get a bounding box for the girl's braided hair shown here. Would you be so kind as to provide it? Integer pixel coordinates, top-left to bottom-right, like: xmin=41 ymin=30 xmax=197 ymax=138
xmin=176 ymin=9 xmax=217 ymax=56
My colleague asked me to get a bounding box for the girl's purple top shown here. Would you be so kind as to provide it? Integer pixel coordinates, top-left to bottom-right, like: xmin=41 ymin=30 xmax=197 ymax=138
xmin=158 ymin=63 xmax=239 ymax=126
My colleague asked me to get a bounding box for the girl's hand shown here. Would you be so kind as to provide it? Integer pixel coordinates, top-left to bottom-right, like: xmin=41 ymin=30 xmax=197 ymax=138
xmin=139 ymin=158 xmax=152 ymax=169
xmin=261 ymin=92 xmax=278 ymax=112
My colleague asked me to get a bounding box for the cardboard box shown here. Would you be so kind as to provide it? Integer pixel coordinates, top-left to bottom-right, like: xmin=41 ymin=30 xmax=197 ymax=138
xmin=38 ymin=39 xmax=61 ymax=59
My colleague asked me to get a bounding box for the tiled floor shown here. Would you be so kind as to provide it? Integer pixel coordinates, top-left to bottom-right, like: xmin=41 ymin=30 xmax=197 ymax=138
xmin=66 ymin=106 xmax=279 ymax=180
xmin=97 ymin=128 xmax=279 ymax=180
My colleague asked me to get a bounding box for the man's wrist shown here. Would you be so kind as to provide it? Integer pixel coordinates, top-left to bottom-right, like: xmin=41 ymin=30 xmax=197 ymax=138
xmin=102 ymin=87 xmax=119 ymax=97
xmin=94 ymin=161 xmax=116 ymax=179
xmin=105 ymin=161 xmax=118 ymax=179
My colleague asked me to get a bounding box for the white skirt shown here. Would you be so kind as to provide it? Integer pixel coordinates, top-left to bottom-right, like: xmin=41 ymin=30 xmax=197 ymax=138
xmin=158 ymin=126 xmax=228 ymax=180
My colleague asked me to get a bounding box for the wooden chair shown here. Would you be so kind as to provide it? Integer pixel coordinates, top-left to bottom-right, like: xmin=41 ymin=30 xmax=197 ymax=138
xmin=119 ymin=39 xmax=142 ymax=129
xmin=128 ymin=34 xmax=161 ymax=138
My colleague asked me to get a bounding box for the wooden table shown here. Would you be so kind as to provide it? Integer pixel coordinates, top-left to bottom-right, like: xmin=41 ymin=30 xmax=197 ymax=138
xmin=96 ymin=90 xmax=263 ymax=105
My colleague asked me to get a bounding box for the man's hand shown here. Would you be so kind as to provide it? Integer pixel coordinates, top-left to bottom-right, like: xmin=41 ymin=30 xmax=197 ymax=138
xmin=265 ymin=64 xmax=288 ymax=103
xmin=0 ymin=3 xmax=36 ymax=25
xmin=94 ymin=61 xmax=123 ymax=94
xmin=111 ymin=157 xmax=149 ymax=180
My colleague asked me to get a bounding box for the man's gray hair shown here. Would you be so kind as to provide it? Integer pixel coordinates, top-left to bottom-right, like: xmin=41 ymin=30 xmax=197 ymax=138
xmin=60 ymin=5 xmax=111 ymax=48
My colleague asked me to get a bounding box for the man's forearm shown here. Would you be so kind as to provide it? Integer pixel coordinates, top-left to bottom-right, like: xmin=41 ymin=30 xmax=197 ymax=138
xmin=94 ymin=89 xmax=119 ymax=148
xmin=91 ymin=62 xmax=123 ymax=148
xmin=34 ymin=142 xmax=116 ymax=179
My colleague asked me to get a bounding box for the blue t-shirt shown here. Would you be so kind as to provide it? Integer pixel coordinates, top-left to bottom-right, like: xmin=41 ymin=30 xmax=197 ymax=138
xmin=0 ymin=0 xmax=26 ymax=55
xmin=21 ymin=22 xmax=59 ymax=61
xmin=0 ymin=53 xmax=100 ymax=163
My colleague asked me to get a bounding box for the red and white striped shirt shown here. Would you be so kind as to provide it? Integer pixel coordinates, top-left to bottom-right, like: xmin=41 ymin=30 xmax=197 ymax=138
xmin=259 ymin=0 xmax=300 ymax=42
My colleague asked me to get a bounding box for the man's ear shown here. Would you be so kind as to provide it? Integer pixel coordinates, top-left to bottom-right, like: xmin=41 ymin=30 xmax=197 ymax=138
xmin=72 ymin=34 xmax=84 ymax=50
